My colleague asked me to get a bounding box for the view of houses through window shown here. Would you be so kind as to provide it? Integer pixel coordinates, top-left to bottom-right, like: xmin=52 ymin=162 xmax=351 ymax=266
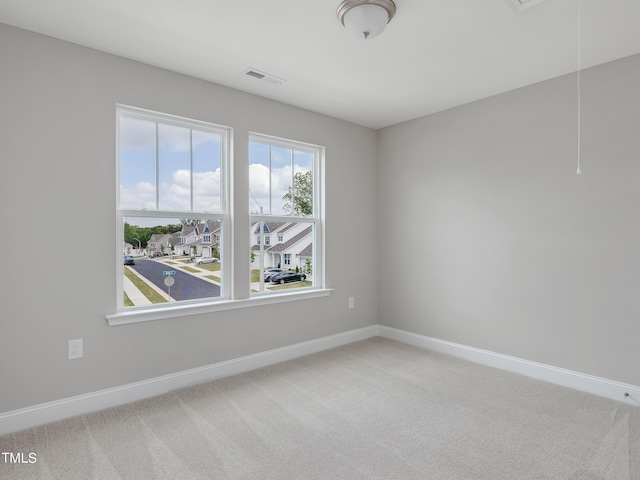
xmin=118 ymin=106 xmax=228 ymax=309
xmin=249 ymin=135 xmax=321 ymax=294
xmin=118 ymin=107 xmax=323 ymax=312
xmin=122 ymin=217 xmax=223 ymax=307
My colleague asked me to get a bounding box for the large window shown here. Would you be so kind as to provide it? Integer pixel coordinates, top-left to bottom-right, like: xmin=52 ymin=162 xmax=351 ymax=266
xmin=111 ymin=107 xmax=327 ymax=324
xmin=249 ymin=134 xmax=323 ymax=294
xmin=117 ymin=106 xmax=229 ymax=311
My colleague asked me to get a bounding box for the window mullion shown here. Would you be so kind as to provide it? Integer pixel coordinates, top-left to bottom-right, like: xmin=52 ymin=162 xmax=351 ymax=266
xmin=290 ymin=148 xmax=295 ymax=216
xmin=189 ymin=129 xmax=194 ymax=211
xmin=155 ymin=122 xmax=159 ymax=209
xmin=268 ymin=144 xmax=272 ymax=215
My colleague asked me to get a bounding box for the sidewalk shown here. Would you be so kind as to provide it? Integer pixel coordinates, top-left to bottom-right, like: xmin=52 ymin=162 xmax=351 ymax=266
xmin=123 ymin=262 xmax=173 ymax=306
xmin=123 ymin=274 xmax=152 ymax=306
xmin=123 ymin=258 xmax=309 ymax=305
xmin=123 ymin=256 xmax=217 ymax=306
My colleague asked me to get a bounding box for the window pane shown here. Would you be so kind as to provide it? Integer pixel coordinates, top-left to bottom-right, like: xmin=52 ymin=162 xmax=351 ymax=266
xmin=158 ymin=124 xmax=191 ymax=211
xmin=119 ymin=117 xmax=156 ymax=209
xmin=271 ymin=146 xmax=292 ymax=215
xmin=192 ymin=130 xmax=222 ymax=212
xmin=249 ymin=141 xmax=315 ymax=217
xmin=249 ymin=141 xmax=270 ymax=214
xmin=123 ymin=217 xmax=222 ymax=308
xmin=293 ymin=151 xmax=314 ymax=216
xmin=250 ymin=221 xmax=313 ymax=294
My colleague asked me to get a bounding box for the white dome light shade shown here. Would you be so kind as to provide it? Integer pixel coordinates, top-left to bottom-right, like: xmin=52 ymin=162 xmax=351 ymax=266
xmin=343 ymin=4 xmax=389 ymax=39
xmin=337 ymin=0 xmax=396 ymax=40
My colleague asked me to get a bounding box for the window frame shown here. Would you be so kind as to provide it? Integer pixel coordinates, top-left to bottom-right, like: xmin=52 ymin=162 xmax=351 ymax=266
xmin=249 ymin=132 xmax=324 ymax=296
xmin=107 ymin=108 xmax=330 ymax=326
xmin=114 ymin=105 xmax=231 ymax=314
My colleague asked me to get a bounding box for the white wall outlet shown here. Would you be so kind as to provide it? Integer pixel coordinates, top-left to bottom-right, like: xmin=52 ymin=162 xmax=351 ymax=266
xmin=348 ymin=297 xmax=355 ymax=309
xmin=68 ymin=339 xmax=83 ymax=360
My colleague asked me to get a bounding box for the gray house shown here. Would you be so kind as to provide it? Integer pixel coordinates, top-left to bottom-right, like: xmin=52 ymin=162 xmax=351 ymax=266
xmin=251 ymin=222 xmax=312 ymax=274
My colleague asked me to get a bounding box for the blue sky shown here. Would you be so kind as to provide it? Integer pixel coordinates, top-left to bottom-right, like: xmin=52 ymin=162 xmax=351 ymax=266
xmin=119 ymin=117 xmax=222 ymax=213
xmin=248 ymin=141 xmax=313 ymax=215
xmin=120 ymin=117 xmax=314 ymax=223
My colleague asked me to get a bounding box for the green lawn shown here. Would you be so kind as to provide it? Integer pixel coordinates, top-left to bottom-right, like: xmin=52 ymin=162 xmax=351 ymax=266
xmin=123 ymin=292 xmax=134 ymax=307
xmin=124 ymin=267 xmax=167 ymax=304
xmin=251 ymin=269 xmax=261 ymax=282
xmin=268 ymin=280 xmax=313 ymax=291
xmin=251 ymin=269 xmax=311 ymax=290
xmin=197 ymin=262 xmax=221 ymax=272
xmin=181 ymin=266 xmax=200 ymax=273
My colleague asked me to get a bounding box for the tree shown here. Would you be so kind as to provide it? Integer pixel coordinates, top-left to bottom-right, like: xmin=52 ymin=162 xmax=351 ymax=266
xmin=282 ymin=171 xmax=312 ymax=215
xmin=180 ymin=219 xmax=202 ymax=227
xmin=304 ymin=258 xmax=312 ymax=276
xmin=124 ymin=222 xmax=183 ymax=249
xmin=124 ymin=223 xmax=151 ymax=249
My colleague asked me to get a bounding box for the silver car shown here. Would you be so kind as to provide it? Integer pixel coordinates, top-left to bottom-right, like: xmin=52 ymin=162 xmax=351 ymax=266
xmin=263 ymin=268 xmax=284 ymax=281
xmin=196 ymin=257 xmax=219 ymax=265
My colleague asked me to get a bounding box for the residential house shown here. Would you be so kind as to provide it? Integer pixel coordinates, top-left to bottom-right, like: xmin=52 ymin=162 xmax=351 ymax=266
xmin=251 ymin=222 xmax=312 ymax=275
xmin=147 ymin=233 xmax=172 ymax=256
xmin=173 ymin=221 xmax=222 ymax=258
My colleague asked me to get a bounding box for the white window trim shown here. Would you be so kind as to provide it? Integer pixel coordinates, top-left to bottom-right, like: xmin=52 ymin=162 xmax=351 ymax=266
xmin=114 ymin=105 xmax=231 ymax=316
xmin=249 ymin=132 xmax=325 ymax=295
xmin=106 ymin=288 xmax=333 ymax=326
xmin=108 ymin=109 xmax=330 ymax=325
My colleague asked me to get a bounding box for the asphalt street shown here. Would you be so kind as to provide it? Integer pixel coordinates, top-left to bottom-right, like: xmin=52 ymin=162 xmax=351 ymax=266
xmin=130 ymin=259 xmax=221 ymax=301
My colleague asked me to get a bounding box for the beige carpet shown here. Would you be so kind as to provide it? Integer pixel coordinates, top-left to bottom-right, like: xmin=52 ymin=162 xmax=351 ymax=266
xmin=1 ymin=337 xmax=638 ymax=479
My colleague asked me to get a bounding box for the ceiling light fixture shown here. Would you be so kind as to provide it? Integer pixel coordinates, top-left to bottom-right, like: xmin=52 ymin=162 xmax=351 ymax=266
xmin=337 ymin=0 xmax=396 ymax=40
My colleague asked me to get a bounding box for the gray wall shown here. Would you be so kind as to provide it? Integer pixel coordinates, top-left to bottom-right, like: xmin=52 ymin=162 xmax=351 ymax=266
xmin=0 ymin=24 xmax=378 ymax=413
xmin=3 ymin=20 xmax=639 ymax=415
xmin=378 ymin=54 xmax=640 ymax=387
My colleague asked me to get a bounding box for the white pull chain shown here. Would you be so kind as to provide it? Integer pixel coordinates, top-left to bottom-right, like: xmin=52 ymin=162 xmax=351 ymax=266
xmin=576 ymin=0 xmax=582 ymax=175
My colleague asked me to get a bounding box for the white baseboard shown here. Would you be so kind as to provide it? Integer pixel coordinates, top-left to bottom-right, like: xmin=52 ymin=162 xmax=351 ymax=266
xmin=0 ymin=325 xmax=379 ymax=436
xmin=378 ymin=325 xmax=640 ymax=406
xmin=3 ymin=324 xmax=637 ymax=436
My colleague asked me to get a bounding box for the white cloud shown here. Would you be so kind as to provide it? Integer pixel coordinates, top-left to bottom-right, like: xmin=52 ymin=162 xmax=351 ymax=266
xmin=120 ymin=181 xmax=156 ymax=210
xmin=193 ymin=170 xmax=222 ymax=211
xmin=121 ymin=169 xmax=222 ymax=212
xmin=120 ymin=117 xmax=220 ymax=153
xmin=119 ymin=118 xmax=155 ymax=150
xmin=248 ymin=163 xmax=311 ymax=215
xmin=122 ymin=161 xmax=307 ymax=215
xmin=249 ymin=163 xmax=290 ymax=214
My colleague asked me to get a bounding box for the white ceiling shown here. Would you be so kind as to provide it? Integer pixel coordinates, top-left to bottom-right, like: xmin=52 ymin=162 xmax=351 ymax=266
xmin=2 ymin=0 xmax=640 ymax=129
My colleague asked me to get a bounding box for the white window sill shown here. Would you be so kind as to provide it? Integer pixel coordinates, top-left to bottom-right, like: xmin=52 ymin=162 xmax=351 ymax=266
xmin=106 ymin=288 xmax=333 ymax=326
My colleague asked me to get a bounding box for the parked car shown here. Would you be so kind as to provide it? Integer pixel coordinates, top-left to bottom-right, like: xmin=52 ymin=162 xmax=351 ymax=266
xmin=150 ymin=251 xmax=168 ymax=258
xmin=124 ymin=255 xmax=135 ymax=265
xmin=270 ymin=271 xmax=306 ymax=284
xmin=196 ymin=256 xmax=219 ymax=265
xmin=263 ymin=268 xmax=284 ymax=281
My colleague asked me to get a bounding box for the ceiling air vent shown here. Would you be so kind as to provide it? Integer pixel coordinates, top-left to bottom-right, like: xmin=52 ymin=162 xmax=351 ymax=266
xmin=503 ymin=0 xmax=549 ymax=12
xmin=244 ymin=68 xmax=286 ymax=85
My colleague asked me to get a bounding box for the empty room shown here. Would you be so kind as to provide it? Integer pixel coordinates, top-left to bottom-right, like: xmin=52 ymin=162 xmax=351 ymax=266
xmin=1 ymin=0 xmax=639 ymax=478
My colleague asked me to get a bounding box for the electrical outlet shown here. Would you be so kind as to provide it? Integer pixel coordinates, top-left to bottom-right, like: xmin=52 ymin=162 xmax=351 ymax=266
xmin=348 ymin=297 xmax=355 ymax=309
xmin=68 ymin=339 xmax=83 ymax=360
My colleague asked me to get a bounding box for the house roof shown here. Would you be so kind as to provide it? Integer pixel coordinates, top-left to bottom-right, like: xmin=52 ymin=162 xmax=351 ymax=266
xmin=266 ymin=226 xmax=312 ymax=253
xmin=298 ymin=243 xmax=312 ymax=258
